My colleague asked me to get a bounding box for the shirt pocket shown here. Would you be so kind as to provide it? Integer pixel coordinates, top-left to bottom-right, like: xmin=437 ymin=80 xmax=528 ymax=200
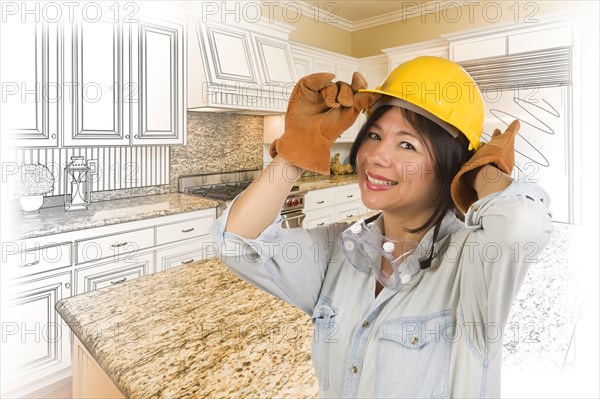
xmin=311 ymin=295 xmax=339 ymax=392
xmin=375 ymin=310 xmax=451 ymax=399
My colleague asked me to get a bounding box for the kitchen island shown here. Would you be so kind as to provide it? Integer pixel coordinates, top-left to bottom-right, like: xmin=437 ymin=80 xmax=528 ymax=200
xmin=55 ymin=257 xmax=318 ymax=399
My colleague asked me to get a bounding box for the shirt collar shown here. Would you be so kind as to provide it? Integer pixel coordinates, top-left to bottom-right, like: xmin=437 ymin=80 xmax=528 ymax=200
xmin=365 ymin=211 xmax=464 ymax=281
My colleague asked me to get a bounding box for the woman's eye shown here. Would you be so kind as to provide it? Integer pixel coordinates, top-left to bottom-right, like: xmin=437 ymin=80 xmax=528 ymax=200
xmin=399 ymin=141 xmax=415 ymax=150
xmin=367 ymin=132 xmax=381 ymax=141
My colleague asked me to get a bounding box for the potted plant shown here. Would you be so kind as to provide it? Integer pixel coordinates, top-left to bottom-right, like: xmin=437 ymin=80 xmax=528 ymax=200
xmin=11 ymin=163 xmax=55 ymax=214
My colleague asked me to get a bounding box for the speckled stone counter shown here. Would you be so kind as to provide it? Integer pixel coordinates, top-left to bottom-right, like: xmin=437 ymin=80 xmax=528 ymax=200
xmin=295 ymin=173 xmax=357 ymax=192
xmin=11 ymin=193 xmax=219 ymax=240
xmin=56 ymin=257 xmax=318 ymax=399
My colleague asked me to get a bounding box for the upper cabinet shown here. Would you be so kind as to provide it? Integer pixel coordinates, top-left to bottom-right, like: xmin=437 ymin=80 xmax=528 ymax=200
xmin=188 ymin=14 xmax=297 ymax=114
xmin=63 ymin=10 xmax=186 ymax=146
xmin=2 ymin=20 xmax=59 ymax=147
xmin=130 ymin=16 xmax=186 ymax=145
xmin=445 ymin=21 xmax=574 ymax=63
xmin=3 ymin=4 xmax=187 ymax=148
xmin=62 ymin=16 xmax=131 ymax=146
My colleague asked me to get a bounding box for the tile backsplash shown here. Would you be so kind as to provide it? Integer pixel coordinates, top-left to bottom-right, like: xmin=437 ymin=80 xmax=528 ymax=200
xmin=169 ymin=112 xmax=264 ymax=190
xmin=5 ymin=112 xmax=264 ymax=204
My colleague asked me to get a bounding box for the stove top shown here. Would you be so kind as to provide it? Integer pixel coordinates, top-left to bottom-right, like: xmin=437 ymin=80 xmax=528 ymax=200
xmin=187 ymin=181 xmax=252 ymax=202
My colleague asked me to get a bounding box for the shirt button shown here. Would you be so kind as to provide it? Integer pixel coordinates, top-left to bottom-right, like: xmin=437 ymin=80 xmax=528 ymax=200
xmin=351 ymin=366 xmax=358 ymax=374
xmin=401 ymin=274 xmax=411 ymax=284
xmin=409 ymin=336 xmax=419 ymax=345
xmin=361 ymin=320 xmax=369 ymax=328
xmin=471 ymin=203 xmax=480 ymax=211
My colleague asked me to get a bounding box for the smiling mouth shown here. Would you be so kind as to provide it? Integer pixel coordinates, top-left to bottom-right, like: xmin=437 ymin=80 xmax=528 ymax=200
xmin=366 ymin=173 xmax=398 ymax=186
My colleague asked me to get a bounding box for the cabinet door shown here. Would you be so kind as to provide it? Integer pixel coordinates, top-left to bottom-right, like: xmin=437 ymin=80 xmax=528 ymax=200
xmin=74 ymin=252 xmax=153 ymax=294
xmin=293 ymin=52 xmax=313 ymax=78
xmin=1 ymin=271 xmax=72 ymax=395
xmin=63 ymin=16 xmax=130 ymax=146
xmin=2 ymin=20 xmax=59 ymax=147
xmin=196 ymin=19 xmax=260 ymax=86
xmin=314 ymin=57 xmax=336 ymax=74
xmin=252 ymin=34 xmax=297 ymax=90
xmin=131 ymin=16 xmax=186 ymax=145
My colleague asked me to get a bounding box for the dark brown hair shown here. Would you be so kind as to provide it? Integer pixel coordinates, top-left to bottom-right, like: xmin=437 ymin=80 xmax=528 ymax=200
xmin=349 ymin=105 xmax=474 ymax=233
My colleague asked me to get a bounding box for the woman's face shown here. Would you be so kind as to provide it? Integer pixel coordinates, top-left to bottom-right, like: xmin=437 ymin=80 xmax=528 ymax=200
xmin=356 ymin=107 xmax=439 ymax=215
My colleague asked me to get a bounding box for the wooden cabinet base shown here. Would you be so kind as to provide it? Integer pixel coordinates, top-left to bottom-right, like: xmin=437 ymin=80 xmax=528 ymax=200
xmin=73 ymin=336 xmax=125 ymax=399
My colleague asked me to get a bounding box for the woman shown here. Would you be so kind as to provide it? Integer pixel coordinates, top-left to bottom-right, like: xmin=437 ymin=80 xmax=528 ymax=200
xmin=210 ymin=56 xmax=553 ymax=398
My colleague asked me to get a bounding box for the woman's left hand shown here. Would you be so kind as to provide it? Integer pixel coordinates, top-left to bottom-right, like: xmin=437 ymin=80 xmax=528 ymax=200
xmin=451 ymin=120 xmax=520 ymax=212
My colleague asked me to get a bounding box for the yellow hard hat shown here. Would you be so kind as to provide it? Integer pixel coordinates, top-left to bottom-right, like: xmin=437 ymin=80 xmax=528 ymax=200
xmin=360 ymin=56 xmax=484 ymax=151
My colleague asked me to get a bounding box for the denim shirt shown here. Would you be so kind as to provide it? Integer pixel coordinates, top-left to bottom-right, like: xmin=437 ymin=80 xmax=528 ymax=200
xmin=209 ymin=181 xmax=553 ymax=398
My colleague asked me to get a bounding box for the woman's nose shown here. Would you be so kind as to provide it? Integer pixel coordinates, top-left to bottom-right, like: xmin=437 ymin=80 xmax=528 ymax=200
xmin=365 ymin=140 xmax=393 ymax=167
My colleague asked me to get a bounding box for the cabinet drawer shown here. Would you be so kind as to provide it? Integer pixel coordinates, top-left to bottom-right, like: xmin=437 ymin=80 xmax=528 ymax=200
xmin=303 ymin=207 xmax=335 ymax=229
xmin=155 ymin=237 xmax=210 ymax=272
xmin=76 ymin=228 xmax=154 ymax=265
xmin=304 ymin=189 xmax=336 ymax=211
xmin=335 ymin=202 xmax=363 ymax=223
xmin=74 ymin=252 xmax=153 ymax=294
xmin=335 ymin=184 xmax=361 ymax=204
xmin=6 ymin=242 xmax=72 ymax=279
xmin=156 ymin=216 xmax=214 ymax=246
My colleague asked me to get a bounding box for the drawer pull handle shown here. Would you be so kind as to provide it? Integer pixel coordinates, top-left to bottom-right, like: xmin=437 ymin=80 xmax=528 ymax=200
xmin=18 ymin=260 xmax=40 ymax=268
xmin=317 ymin=201 xmax=325 ymax=204
xmin=317 ymin=222 xmax=325 ymax=226
xmin=110 ymin=277 xmax=127 ymax=285
xmin=181 ymin=228 xmax=195 ymax=233
xmin=346 ymin=194 xmax=354 ymax=198
xmin=111 ymin=242 xmax=128 ymax=248
xmin=181 ymin=259 xmax=194 ymax=264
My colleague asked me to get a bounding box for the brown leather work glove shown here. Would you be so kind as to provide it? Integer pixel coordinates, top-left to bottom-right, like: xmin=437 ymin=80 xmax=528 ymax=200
xmin=451 ymin=119 xmax=520 ymax=213
xmin=270 ymin=72 xmax=381 ymax=175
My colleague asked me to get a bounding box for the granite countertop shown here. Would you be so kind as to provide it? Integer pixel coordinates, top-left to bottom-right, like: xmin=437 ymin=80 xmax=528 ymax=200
xmin=56 ymin=257 xmax=319 ymax=399
xmin=295 ymin=173 xmax=357 ymax=192
xmin=11 ymin=193 xmax=220 ymax=241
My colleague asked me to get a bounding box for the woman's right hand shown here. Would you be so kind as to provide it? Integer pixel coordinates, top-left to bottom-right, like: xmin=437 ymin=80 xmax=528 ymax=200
xmin=270 ymin=72 xmax=380 ymax=175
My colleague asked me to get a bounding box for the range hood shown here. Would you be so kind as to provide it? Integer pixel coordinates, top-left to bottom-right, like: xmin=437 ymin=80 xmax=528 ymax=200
xmin=187 ymin=11 xmax=297 ymax=115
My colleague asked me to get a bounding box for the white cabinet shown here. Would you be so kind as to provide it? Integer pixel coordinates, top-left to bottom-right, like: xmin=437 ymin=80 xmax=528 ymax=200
xmin=1 ymin=270 xmax=72 ymax=395
xmin=155 ymin=215 xmax=215 ymax=246
xmin=1 ymin=207 xmax=215 ymax=397
xmin=1 ymin=20 xmax=59 ymax=148
xmin=130 ymin=16 xmax=186 ymax=145
xmin=76 ymin=227 xmax=154 ymax=265
xmin=358 ymin=54 xmax=389 ymax=90
xmin=5 ymin=3 xmax=187 ymax=149
xmin=62 ymin=16 xmax=131 ymax=146
xmin=303 ymin=184 xmax=365 ymax=228
xmin=155 ymin=237 xmax=210 ymax=272
xmin=74 ymin=252 xmax=153 ymax=294
xmin=188 ymin=15 xmax=296 ymax=113
xmin=63 ymin=11 xmax=186 ymax=146
xmin=446 ymin=22 xmax=574 ymax=62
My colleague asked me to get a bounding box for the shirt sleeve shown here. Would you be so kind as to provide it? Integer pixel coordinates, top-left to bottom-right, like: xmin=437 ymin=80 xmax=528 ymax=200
xmin=458 ymin=179 xmax=554 ymax=359
xmin=208 ymin=194 xmax=348 ymax=315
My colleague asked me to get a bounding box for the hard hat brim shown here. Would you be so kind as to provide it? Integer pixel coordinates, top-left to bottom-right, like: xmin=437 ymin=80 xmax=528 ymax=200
xmin=358 ymin=91 xmax=462 ymax=140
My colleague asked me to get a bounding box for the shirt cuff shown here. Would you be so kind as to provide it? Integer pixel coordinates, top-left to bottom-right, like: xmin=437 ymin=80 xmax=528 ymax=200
xmin=464 ymin=180 xmax=552 ymax=228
